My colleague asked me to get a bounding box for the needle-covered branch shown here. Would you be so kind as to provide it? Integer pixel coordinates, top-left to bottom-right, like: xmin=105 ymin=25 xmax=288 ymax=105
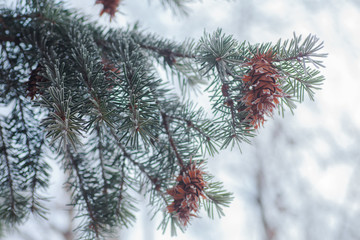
xmin=197 ymin=29 xmax=326 ymax=132
xmin=161 ymin=111 xmax=186 ymax=168
xmin=0 ymin=1 xmax=326 ymax=239
xmin=0 ymin=123 xmax=17 ymax=222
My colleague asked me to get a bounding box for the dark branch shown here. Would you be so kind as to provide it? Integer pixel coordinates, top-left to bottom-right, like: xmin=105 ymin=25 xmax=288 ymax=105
xmin=109 ymin=128 xmax=169 ymax=205
xmin=160 ymin=111 xmax=185 ymax=169
xmin=0 ymin=123 xmax=15 ymax=213
xmin=18 ymin=99 xmax=39 ymax=212
xmin=255 ymin=163 xmax=276 ymax=240
xmin=0 ymin=13 xmax=40 ymax=21
xmin=117 ymin=161 xmax=126 ymax=211
xmin=215 ymin=64 xmax=238 ymax=131
xmin=139 ymin=43 xmax=196 ymax=60
xmin=65 ymin=147 xmax=100 ymax=237
xmin=166 ymin=114 xmax=211 ymax=142
xmin=0 ymin=35 xmax=20 ymax=44
xmin=96 ymin=124 xmax=108 ymax=194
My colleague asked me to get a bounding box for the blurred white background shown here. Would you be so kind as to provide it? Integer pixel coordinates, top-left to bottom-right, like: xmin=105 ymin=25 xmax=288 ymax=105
xmin=3 ymin=0 xmax=360 ymax=239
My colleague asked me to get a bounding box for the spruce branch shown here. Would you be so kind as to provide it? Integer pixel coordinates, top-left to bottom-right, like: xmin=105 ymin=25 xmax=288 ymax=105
xmin=0 ymin=123 xmax=15 ymax=218
xmin=163 ymin=104 xmax=220 ymax=156
xmin=114 ymin=159 xmax=138 ymax=228
xmin=139 ymin=43 xmax=196 ymax=60
xmin=40 ymin=60 xmax=84 ymax=151
xmin=65 ymin=23 xmax=114 ymax=129
xmin=158 ymin=0 xmax=194 ymax=16
xmin=0 ymin=1 xmax=327 ymax=238
xmin=65 ymin=147 xmax=100 ymax=238
xmin=166 ymin=114 xmax=212 ymax=142
xmin=18 ymin=100 xmax=32 ymax=165
xmin=274 ymin=33 xmax=327 ymax=68
xmin=116 ymin=161 xmax=126 ymax=211
xmin=96 ymin=124 xmax=108 ymax=194
xmin=202 ymin=175 xmax=233 ymax=220
xmin=161 ymin=111 xmax=185 ymax=169
xmin=17 ymin=99 xmax=47 ymax=215
xmin=109 ymin=128 xmax=169 ymax=205
xmin=216 ymin=65 xmax=237 ymax=128
xmin=139 ymin=39 xmax=205 ymax=95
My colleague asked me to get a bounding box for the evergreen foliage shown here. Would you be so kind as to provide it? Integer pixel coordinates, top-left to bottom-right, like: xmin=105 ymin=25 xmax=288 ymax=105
xmin=0 ymin=0 xmax=326 ymax=239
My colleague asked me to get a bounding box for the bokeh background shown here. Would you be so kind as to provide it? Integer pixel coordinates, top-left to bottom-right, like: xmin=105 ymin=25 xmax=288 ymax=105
xmin=2 ymin=0 xmax=360 ymax=239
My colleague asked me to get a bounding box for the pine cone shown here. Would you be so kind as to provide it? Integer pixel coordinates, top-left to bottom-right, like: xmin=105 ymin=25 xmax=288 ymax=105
xmin=102 ymin=57 xmax=121 ymax=91
xmin=95 ymin=0 xmax=121 ymax=20
xmin=167 ymin=162 xmax=207 ymax=226
xmin=102 ymin=57 xmax=120 ymax=77
xmin=26 ymin=64 xmax=48 ymax=100
xmin=241 ymin=51 xmax=284 ymax=128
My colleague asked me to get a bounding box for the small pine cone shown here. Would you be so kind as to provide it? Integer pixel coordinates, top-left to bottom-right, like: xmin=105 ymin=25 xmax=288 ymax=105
xmin=102 ymin=57 xmax=120 ymax=76
xmin=26 ymin=64 xmax=48 ymax=100
xmin=221 ymin=83 xmax=230 ymax=97
xmin=102 ymin=57 xmax=121 ymax=91
xmin=241 ymin=50 xmax=284 ymax=128
xmin=95 ymin=0 xmax=121 ymax=20
xmin=166 ymin=162 xmax=207 ymax=226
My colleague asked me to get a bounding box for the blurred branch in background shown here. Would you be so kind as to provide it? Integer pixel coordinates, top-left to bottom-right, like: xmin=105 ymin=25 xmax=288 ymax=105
xmin=254 ymin=152 xmax=276 ymax=240
xmin=234 ymin=115 xmax=360 ymax=240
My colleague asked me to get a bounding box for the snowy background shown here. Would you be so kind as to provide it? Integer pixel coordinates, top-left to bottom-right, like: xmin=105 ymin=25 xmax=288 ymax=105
xmin=3 ymin=0 xmax=360 ymax=239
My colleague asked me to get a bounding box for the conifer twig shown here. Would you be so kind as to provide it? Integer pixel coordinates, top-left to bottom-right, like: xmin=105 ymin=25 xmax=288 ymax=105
xmin=96 ymin=125 xmax=108 ymax=194
xmin=0 ymin=123 xmax=15 ymax=213
xmin=65 ymin=147 xmax=100 ymax=237
xmin=18 ymin=100 xmax=40 ymax=212
xmin=139 ymin=43 xmax=196 ymax=59
xmin=109 ymin=128 xmax=169 ymax=205
xmin=161 ymin=112 xmax=185 ymax=169
xmin=215 ymin=64 xmax=237 ymax=130
xmin=166 ymin=114 xmax=211 ymax=142
xmin=117 ymin=161 xmax=126 ymax=209
xmin=0 ymin=2 xmax=327 ymax=236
